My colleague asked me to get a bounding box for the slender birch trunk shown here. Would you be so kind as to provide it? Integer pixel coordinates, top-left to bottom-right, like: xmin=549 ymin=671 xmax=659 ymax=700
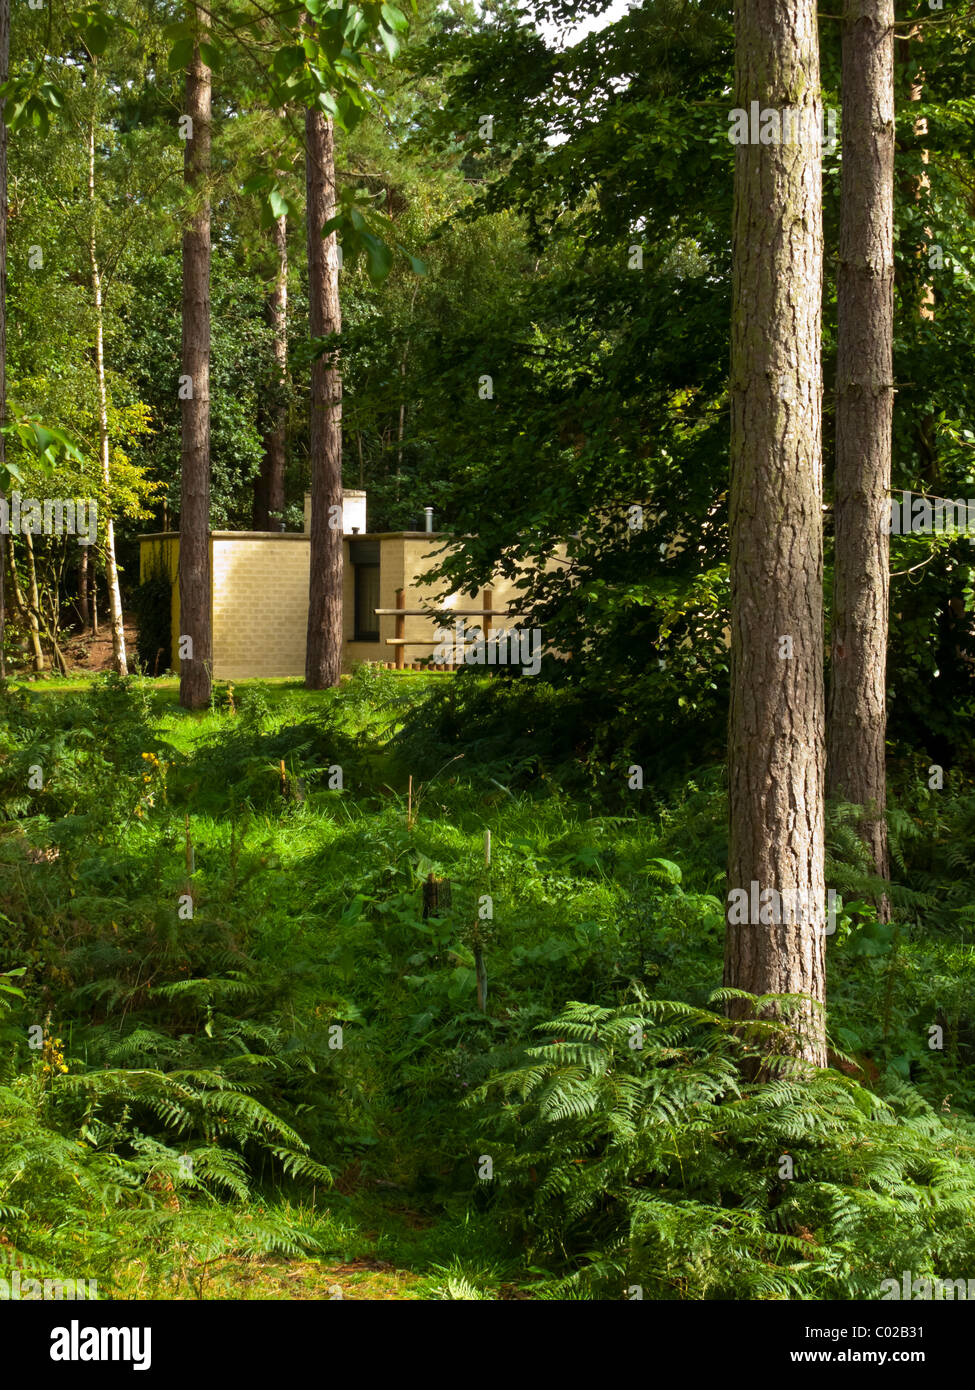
xmin=88 ymin=70 xmax=127 ymax=675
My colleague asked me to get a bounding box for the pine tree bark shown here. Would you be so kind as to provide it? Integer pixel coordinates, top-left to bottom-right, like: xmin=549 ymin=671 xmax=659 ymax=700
xmin=827 ymin=0 xmax=894 ymax=918
xmin=304 ymin=105 xmax=343 ymax=689
xmin=88 ymin=70 xmax=127 ymax=675
xmin=254 ymin=209 xmax=288 ymax=530
xmin=179 ymin=10 xmax=212 ymax=709
xmin=725 ymin=0 xmax=828 ymax=1066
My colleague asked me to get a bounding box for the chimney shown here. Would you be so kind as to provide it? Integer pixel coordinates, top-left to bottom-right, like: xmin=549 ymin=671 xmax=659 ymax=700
xmin=304 ymin=490 xmax=367 ymax=535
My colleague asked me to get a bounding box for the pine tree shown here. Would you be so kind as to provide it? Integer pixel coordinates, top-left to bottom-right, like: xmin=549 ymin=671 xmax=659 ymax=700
xmin=179 ymin=5 xmax=212 ymax=710
xmin=725 ymin=0 xmax=828 ymax=1065
xmin=304 ymin=101 xmax=343 ymax=689
xmin=827 ymin=0 xmax=895 ymax=918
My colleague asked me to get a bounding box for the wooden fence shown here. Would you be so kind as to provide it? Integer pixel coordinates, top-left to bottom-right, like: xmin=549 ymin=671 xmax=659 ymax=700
xmin=374 ymin=586 xmax=519 ymax=671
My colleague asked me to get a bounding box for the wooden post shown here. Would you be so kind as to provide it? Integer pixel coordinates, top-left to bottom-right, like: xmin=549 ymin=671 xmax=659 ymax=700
xmin=475 ymin=828 xmax=491 ymax=1012
xmin=482 ymin=587 xmax=493 ymax=643
xmin=394 ymin=587 xmax=405 ymax=670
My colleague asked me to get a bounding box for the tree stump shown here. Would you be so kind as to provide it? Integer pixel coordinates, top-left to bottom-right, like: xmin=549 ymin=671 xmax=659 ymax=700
xmin=422 ymin=872 xmax=451 ymax=919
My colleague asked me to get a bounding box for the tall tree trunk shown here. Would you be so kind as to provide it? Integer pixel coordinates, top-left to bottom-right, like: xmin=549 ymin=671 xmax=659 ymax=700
xmin=88 ymin=71 xmax=127 ymax=675
xmin=77 ymin=548 xmax=90 ymax=630
xmin=896 ymin=32 xmax=934 ymax=322
xmin=179 ymin=9 xmax=212 ymax=709
xmin=90 ymin=556 xmax=98 ymax=634
xmin=0 ymin=0 xmax=9 ymax=680
xmin=725 ymin=0 xmax=828 ymax=1066
xmin=827 ymin=0 xmax=894 ymax=918
xmin=304 ymin=104 xmax=343 ymax=688
xmin=254 ymin=208 xmax=288 ymax=530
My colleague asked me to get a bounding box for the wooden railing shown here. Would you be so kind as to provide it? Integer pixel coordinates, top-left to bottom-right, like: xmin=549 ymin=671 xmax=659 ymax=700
xmin=373 ymin=586 xmax=518 ymax=670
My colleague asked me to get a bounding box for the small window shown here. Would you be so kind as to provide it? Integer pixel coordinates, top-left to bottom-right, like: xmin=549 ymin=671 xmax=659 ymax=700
xmin=354 ymin=563 xmax=380 ymax=642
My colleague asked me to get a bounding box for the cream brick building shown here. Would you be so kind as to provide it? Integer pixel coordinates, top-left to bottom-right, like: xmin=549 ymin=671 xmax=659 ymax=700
xmin=138 ymin=492 xmax=539 ymax=680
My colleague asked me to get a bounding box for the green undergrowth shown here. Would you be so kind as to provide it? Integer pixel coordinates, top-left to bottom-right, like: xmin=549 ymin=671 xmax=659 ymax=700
xmin=0 ymin=668 xmax=973 ymax=1298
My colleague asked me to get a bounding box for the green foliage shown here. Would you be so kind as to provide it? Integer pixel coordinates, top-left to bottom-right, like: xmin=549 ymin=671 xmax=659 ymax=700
xmin=392 ymin=670 xmax=724 ymax=800
xmin=1 ymin=677 xmax=975 ymax=1296
xmin=471 ymin=997 xmax=975 ymax=1299
xmin=132 ymin=567 xmax=173 ymax=676
xmin=3 ymin=0 xmax=975 ymax=1299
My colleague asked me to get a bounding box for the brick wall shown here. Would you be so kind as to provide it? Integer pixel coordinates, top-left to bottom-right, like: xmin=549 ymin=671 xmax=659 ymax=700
xmin=211 ymin=534 xmax=310 ymax=679
xmin=138 ymin=530 xmax=556 ymax=679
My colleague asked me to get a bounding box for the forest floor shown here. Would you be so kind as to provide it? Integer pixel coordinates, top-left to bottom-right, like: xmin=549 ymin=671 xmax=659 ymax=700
xmin=112 ymin=1190 xmax=528 ymax=1300
xmin=6 ymin=615 xmax=141 ymax=678
xmin=62 ymin=615 xmax=140 ymax=674
xmin=6 ymin=669 xmax=975 ymax=1300
xmin=64 ymin=617 xmax=140 ymax=669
